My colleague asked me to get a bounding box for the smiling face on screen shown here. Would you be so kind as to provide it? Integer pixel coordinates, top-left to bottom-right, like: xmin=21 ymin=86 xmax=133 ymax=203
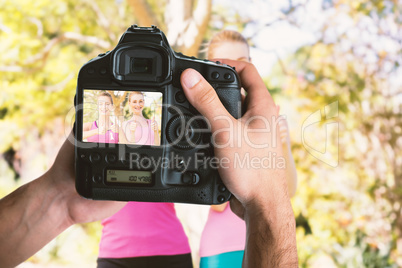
xmin=98 ymin=95 xmax=113 ymax=116
xmin=129 ymin=93 xmax=145 ymax=116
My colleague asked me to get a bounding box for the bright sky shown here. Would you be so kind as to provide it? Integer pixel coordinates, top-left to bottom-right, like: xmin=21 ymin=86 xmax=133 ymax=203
xmin=213 ymin=0 xmax=402 ymax=104
xmin=213 ymin=0 xmax=324 ymax=76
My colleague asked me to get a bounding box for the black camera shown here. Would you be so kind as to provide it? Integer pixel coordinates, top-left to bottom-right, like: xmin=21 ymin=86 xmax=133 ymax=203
xmin=74 ymin=25 xmax=241 ymax=204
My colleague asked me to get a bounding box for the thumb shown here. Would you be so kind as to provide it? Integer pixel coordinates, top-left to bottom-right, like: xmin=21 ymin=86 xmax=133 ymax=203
xmin=180 ymin=69 xmax=233 ymax=129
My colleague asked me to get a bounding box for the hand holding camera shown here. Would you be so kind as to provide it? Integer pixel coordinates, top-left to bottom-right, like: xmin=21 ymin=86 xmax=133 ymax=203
xmin=74 ymin=25 xmax=241 ymax=204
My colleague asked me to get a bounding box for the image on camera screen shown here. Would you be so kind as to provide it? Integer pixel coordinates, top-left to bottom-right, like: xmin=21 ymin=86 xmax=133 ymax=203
xmin=82 ymin=89 xmax=162 ymax=146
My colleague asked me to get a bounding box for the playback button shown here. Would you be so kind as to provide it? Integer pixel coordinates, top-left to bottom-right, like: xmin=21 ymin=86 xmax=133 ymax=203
xmin=106 ymin=153 xmax=117 ymax=164
xmin=89 ymin=153 xmax=101 ymax=163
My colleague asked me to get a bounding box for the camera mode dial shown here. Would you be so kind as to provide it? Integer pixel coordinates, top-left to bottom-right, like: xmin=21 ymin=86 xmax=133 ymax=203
xmin=166 ymin=115 xmax=203 ymax=149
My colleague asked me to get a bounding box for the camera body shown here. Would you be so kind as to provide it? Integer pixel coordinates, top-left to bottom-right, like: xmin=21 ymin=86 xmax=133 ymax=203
xmin=75 ymin=25 xmax=241 ymax=204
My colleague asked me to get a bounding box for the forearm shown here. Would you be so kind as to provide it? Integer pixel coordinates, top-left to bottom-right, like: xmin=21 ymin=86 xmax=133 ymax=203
xmin=130 ymin=130 xmax=136 ymax=143
xmin=118 ymin=126 xmax=128 ymax=143
xmin=243 ymin=196 xmax=298 ymax=268
xmin=0 ymin=174 xmax=72 ymax=267
xmin=154 ymin=132 xmax=160 ymax=146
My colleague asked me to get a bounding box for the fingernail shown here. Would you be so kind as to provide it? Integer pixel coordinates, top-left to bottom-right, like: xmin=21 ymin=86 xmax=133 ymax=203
xmin=183 ymin=69 xmax=201 ymax=89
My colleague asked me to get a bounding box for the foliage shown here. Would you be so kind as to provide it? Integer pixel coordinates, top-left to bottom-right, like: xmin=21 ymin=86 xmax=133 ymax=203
xmin=264 ymin=0 xmax=402 ymax=266
xmin=1 ymin=0 xmax=401 ymax=267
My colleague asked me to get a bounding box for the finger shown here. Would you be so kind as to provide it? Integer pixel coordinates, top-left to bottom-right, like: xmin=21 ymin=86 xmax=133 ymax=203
xmin=181 ymin=68 xmax=233 ymax=129
xmin=212 ymin=59 xmax=275 ymax=116
xmin=229 ymin=197 xmax=245 ymax=220
xmin=241 ymin=93 xmax=246 ymax=105
xmin=240 ymin=88 xmax=246 ymax=104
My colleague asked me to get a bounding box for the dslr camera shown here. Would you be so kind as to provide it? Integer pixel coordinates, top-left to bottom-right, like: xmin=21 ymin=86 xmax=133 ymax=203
xmin=74 ymin=25 xmax=241 ymax=204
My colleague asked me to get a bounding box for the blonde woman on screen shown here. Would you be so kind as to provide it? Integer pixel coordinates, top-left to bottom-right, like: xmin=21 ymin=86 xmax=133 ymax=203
xmin=83 ymin=91 xmax=119 ymax=144
xmin=122 ymin=91 xmax=160 ymax=146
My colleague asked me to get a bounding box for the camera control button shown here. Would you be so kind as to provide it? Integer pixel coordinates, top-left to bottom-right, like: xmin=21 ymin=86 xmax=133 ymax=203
xmin=224 ymin=73 xmax=232 ymax=80
xmin=218 ymin=184 xmax=227 ymax=192
xmin=92 ymin=174 xmax=102 ymax=183
xmin=89 ymin=153 xmax=101 ymax=163
xmin=87 ymin=68 xmax=95 ymax=74
xmin=217 ymin=195 xmax=226 ymax=203
xmin=181 ymin=172 xmax=200 ymax=185
xmin=99 ymin=68 xmax=107 ymax=75
xmin=211 ymin=72 xmax=220 ymax=79
xmin=166 ymin=115 xmax=203 ymax=149
xmin=175 ymin=92 xmax=186 ymax=103
xmin=106 ymin=153 xmax=117 ymax=164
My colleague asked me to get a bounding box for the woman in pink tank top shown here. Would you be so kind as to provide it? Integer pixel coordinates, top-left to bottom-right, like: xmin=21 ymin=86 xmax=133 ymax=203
xmin=120 ymin=92 xmax=159 ymax=146
xmin=97 ymin=92 xmax=192 ymax=268
xmin=83 ymin=91 xmax=119 ymax=144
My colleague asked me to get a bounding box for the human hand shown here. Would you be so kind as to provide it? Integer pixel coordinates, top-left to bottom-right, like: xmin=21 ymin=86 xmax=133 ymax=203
xmin=0 ymin=132 xmax=126 ymax=268
xmin=130 ymin=121 xmax=137 ymax=133
xmin=48 ymin=132 xmax=126 ymax=224
xmin=180 ymin=60 xmax=297 ymax=266
xmin=180 ymin=61 xmax=290 ymax=215
xmin=110 ymin=123 xmax=117 ymax=133
xmin=151 ymin=117 xmax=158 ymax=132
xmin=277 ymin=105 xmax=290 ymax=145
xmin=98 ymin=122 xmax=106 ymax=134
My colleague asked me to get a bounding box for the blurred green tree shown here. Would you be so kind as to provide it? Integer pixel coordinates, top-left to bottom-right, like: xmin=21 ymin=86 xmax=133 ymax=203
xmin=264 ymin=0 xmax=402 ymax=266
xmin=1 ymin=0 xmax=401 ymax=267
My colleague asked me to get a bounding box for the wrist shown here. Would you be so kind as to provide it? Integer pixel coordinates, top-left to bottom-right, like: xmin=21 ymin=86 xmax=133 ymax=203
xmin=35 ymin=173 xmax=75 ymax=229
xmin=243 ymin=182 xmax=298 ymax=267
xmin=0 ymin=174 xmax=73 ymax=267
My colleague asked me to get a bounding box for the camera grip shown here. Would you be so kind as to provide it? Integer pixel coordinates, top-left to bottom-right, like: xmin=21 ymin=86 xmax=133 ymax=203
xmin=215 ymin=87 xmax=242 ymax=119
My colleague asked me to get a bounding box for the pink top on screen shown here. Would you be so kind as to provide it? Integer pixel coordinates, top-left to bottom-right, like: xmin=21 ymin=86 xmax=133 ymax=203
xmin=122 ymin=119 xmax=155 ymax=145
xmin=98 ymin=202 xmax=191 ymax=258
xmin=86 ymin=121 xmax=119 ymax=143
xmin=135 ymin=119 xmax=154 ymax=145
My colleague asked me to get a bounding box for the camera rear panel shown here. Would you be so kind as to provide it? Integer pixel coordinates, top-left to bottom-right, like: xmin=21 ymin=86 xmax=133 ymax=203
xmin=75 ymin=25 xmax=240 ymax=204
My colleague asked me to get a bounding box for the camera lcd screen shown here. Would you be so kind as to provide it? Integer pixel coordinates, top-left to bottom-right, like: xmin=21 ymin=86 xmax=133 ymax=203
xmin=106 ymin=169 xmax=152 ymax=184
xmin=82 ymin=89 xmax=162 ymax=145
